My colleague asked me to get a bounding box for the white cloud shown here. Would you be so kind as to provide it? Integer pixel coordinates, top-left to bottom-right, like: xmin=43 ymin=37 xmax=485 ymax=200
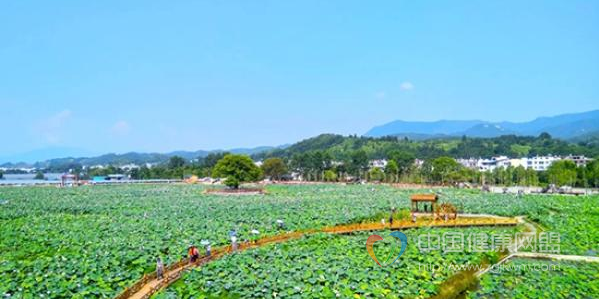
xmin=400 ymin=81 xmax=414 ymax=91
xmin=111 ymin=120 xmax=131 ymax=136
xmin=374 ymin=91 xmax=387 ymax=99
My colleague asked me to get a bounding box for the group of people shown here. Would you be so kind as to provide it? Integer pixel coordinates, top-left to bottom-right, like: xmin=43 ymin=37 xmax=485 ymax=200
xmin=155 ymin=243 xmax=212 ymax=280
xmin=155 ymin=221 xmax=287 ymax=280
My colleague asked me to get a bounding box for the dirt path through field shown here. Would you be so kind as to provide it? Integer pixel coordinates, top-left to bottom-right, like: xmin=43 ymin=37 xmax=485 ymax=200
xmin=116 ymin=215 xmax=519 ymax=299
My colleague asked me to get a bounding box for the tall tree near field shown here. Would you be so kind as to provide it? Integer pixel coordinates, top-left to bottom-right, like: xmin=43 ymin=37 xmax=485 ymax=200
xmin=348 ymin=150 xmax=369 ymax=179
xmin=546 ymin=160 xmax=578 ymax=186
xmin=368 ymin=167 xmax=385 ymax=182
xmin=261 ymin=158 xmax=288 ymax=180
xmin=525 ymin=168 xmax=539 ymax=186
xmin=34 ymin=171 xmax=45 ymax=180
xmin=384 ymin=160 xmax=399 ymax=183
xmin=586 ymin=160 xmax=599 ymax=188
xmin=212 ymin=154 xmax=263 ymax=188
xmin=576 ymin=165 xmax=588 ymax=188
xmin=168 ymin=156 xmax=186 ymax=169
xmin=513 ymin=166 xmax=527 ymax=185
xmin=323 ymin=170 xmax=338 ymax=182
xmin=431 ymin=156 xmax=462 ymax=185
xmin=290 ymin=153 xmax=310 ymax=180
xmin=130 ymin=167 xmax=141 ymax=180
xmin=387 ymin=150 xmax=415 ymax=177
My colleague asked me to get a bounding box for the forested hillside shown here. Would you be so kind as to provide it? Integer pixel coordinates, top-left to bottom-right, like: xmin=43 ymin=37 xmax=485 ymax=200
xmin=255 ymin=133 xmax=599 ymax=161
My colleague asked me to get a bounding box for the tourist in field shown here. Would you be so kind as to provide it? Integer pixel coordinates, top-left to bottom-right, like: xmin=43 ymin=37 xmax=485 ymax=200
xmin=188 ymin=245 xmax=199 ymax=263
xmin=201 ymin=240 xmax=211 ymax=257
xmin=389 ymin=207 xmax=396 ymax=226
xmin=205 ymin=244 xmax=212 ymax=257
xmin=231 ymin=236 xmax=238 ymax=251
xmin=276 ymin=219 xmax=285 ymax=230
xmin=156 ymin=257 xmax=164 ymax=280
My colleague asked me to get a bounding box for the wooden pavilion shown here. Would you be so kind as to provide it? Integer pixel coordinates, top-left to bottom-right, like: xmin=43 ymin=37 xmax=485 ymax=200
xmin=410 ymin=193 xmax=438 ymax=215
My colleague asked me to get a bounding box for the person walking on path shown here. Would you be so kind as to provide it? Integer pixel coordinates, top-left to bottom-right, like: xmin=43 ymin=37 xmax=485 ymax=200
xmin=156 ymin=257 xmax=165 ymax=280
xmin=188 ymin=245 xmax=199 ymax=263
xmin=201 ymin=240 xmax=212 ymax=257
xmin=389 ymin=207 xmax=396 ymax=226
xmin=231 ymin=236 xmax=238 ymax=252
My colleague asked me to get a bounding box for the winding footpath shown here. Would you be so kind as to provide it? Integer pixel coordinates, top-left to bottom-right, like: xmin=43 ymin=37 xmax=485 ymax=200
xmin=116 ymin=215 xmax=517 ymax=299
xmin=115 ymin=214 xmax=597 ymax=299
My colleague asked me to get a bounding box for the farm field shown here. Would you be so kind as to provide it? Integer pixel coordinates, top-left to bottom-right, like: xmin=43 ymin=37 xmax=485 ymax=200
xmin=469 ymin=258 xmax=599 ymax=298
xmin=443 ymin=190 xmax=599 ymax=256
xmin=0 ymin=183 xmax=597 ymax=298
xmin=154 ymin=228 xmax=514 ymax=299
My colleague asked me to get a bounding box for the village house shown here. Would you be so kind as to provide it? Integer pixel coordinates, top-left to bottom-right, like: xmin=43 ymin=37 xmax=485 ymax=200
xmin=563 ymin=155 xmax=593 ymax=167
xmin=369 ymin=159 xmax=387 ymax=169
xmin=524 ymin=155 xmax=561 ymax=171
xmin=456 ymin=154 xmax=588 ymax=172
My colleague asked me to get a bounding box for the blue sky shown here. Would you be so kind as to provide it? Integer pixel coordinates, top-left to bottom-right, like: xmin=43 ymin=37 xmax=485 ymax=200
xmin=1 ymin=1 xmax=598 ymax=160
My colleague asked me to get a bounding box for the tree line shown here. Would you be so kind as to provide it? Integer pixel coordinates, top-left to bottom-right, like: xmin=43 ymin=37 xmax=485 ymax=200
xmin=27 ymin=132 xmax=599 ymax=188
xmin=75 ymin=151 xmax=599 ymax=188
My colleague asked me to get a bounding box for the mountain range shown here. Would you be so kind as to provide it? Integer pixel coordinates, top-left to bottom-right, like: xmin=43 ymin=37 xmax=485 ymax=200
xmin=0 ymin=146 xmax=280 ymax=169
xmin=365 ymin=110 xmax=599 ymax=139
xmin=3 ymin=110 xmax=598 ymax=168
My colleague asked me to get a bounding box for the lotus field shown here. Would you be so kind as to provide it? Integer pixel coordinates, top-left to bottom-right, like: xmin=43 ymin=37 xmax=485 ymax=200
xmin=0 ymin=184 xmax=597 ymax=298
xmin=154 ymin=228 xmax=511 ymax=299
xmin=471 ymin=259 xmax=599 ymax=298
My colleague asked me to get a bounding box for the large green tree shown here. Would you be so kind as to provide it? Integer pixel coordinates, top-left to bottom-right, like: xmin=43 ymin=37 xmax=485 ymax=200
xmin=430 ymin=156 xmax=463 ymax=185
xmin=323 ymin=170 xmax=338 ymax=182
xmin=34 ymin=171 xmax=45 ymax=180
xmin=368 ymin=167 xmax=385 ymax=182
xmin=384 ymin=160 xmax=399 ymax=183
xmin=261 ymin=158 xmax=287 ymax=180
xmin=347 ymin=150 xmax=369 ymax=179
xmin=525 ymin=168 xmax=539 ymax=186
xmin=387 ymin=150 xmax=415 ymax=176
xmin=546 ymin=160 xmax=578 ymax=186
xmin=212 ymin=154 xmax=263 ymax=188
xmin=168 ymin=156 xmax=186 ymax=169
xmin=586 ymin=160 xmax=599 ymax=188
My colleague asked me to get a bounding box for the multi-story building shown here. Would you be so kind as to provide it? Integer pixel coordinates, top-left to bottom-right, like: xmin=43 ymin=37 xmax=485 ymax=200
xmin=458 ymin=155 xmax=565 ymax=172
xmin=524 ymin=155 xmax=561 ymax=171
xmin=509 ymin=158 xmax=527 ymax=168
xmin=457 ymin=158 xmax=478 ymax=169
xmin=476 ymin=156 xmax=510 ymax=171
xmin=563 ymin=155 xmax=593 ymax=167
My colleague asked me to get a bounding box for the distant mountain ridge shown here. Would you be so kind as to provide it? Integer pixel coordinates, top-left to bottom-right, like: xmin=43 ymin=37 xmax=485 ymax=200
xmin=3 ymin=110 xmax=599 ymax=168
xmin=365 ymin=110 xmax=599 ymax=139
xmin=0 ymin=146 xmax=281 ymax=168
